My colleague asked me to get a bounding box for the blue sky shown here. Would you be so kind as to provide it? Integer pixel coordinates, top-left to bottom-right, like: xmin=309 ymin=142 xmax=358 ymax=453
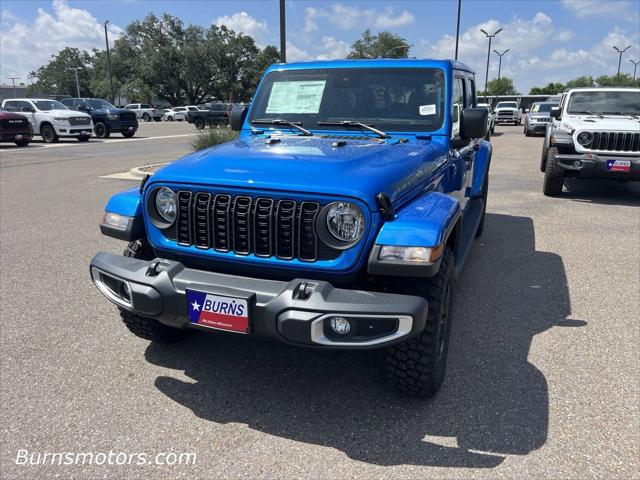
xmin=1 ymin=0 xmax=639 ymax=93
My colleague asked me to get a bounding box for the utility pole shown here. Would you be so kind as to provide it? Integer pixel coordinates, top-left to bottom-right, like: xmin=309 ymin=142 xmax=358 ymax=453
xmin=481 ymin=28 xmax=502 ymax=96
xmin=104 ymin=20 xmax=116 ymax=104
xmin=69 ymin=67 xmax=83 ymax=97
xmin=454 ymin=0 xmax=462 ymax=60
xmin=613 ymin=45 xmax=631 ymax=77
xmin=629 ymin=59 xmax=640 ymax=81
xmin=493 ymin=48 xmax=509 ymax=81
xmin=7 ymin=77 xmax=20 ymax=98
xmin=279 ymin=0 xmax=286 ymax=63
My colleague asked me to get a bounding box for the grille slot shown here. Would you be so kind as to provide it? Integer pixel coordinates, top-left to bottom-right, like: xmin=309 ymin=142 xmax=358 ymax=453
xmin=1 ymin=118 xmax=28 ymax=129
xmin=119 ymin=111 xmax=137 ymax=122
xmin=168 ymin=191 xmax=331 ymax=261
xmin=68 ymin=116 xmax=91 ymax=126
xmin=590 ymin=131 xmax=640 ymax=152
xmin=177 ymin=191 xmax=193 ymax=245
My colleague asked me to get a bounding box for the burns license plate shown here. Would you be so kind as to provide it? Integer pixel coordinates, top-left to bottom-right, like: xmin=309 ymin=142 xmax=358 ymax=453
xmin=187 ymin=290 xmax=249 ymax=334
xmin=606 ymin=160 xmax=631 ymax=172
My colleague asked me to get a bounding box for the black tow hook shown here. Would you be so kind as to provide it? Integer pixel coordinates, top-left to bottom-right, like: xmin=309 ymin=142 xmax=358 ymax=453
xmin=293 ymin=281 xmax=313 ymax=300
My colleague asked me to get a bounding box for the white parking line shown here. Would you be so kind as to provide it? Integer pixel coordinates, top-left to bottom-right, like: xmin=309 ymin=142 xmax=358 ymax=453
xmin=0 ymin=133 xmax=197 ymax=153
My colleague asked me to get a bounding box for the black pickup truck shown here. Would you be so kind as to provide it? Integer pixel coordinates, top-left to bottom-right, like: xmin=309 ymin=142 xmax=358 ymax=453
xmin=186 ymin=103 xmax=231 ymax=129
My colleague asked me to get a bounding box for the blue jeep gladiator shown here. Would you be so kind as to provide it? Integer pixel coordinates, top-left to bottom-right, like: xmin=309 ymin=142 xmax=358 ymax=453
xmin=91 ymin=59 xmax=490 ymax=398
xmin=62 ymin=98 xmax=138 ymax=138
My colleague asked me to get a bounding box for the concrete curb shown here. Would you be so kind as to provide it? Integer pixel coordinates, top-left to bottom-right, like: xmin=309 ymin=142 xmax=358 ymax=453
xmin=129 ymin=162 xmax=169 ymax=180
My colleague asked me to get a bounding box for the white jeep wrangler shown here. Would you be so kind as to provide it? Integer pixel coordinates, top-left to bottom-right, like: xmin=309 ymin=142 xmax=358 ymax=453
xmin=541 ymin=87 xmax=640 ymax=196
xmin=1 ymin=98 xmax=93 ymax=143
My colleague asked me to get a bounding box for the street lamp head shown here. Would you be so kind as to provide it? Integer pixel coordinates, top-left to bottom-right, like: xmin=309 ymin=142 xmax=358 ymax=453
xmin=504 ymin=48 xmax=510 ymax=54
xmin=480 ymin=28 xmax=488 ymax=36
xmin=494 ymin=28 xmax=503 ymax=35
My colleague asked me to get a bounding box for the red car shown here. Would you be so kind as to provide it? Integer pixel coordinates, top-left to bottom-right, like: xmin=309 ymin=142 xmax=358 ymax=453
xmin=0 ymin=108 xmax=33 ymax=146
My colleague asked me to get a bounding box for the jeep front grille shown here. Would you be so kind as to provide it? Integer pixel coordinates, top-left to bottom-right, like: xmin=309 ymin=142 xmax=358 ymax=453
xmin=68 ymin=116 xmax=91 ymax=126
xmin=172 ymin=191 xmax=323 ymax=262
xmin=589 ymin=131 xmax=640 ymax=152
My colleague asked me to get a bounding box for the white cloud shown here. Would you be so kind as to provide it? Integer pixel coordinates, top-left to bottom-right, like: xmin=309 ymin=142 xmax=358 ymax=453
xmin=0 ymin=0 xmax=122 ymax=80
xmin=556 ymin=29 xmax=575 ymax=42
xmin=303 ymin=4 xmax=414 ymax=32
xmin=561 ymin=0 xmax=637 ymax=21
xmin=215 ymin=11 xmax=268 ymax=43
xmin=315 ymin=36 xmax=350 ymax=60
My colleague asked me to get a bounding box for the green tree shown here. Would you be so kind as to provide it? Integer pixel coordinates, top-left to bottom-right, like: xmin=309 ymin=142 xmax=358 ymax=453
xmin=482 ymin=77 xmax=517 ymax=95
xmin=347 ymin=29 xmax=410 ymax=59
xmin=595 ymin=74 xmax=640 ymax=87
xmin=564 ymin=76 xmax=594 ymax=88
xmin=529 ymin=82 xmax=565 ymax=95
xmin=28 ymin=47 xmax=93 ymax=97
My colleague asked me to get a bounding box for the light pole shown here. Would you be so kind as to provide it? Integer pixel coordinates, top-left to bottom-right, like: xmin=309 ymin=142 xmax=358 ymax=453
xmin=481 ymin=27 xmax=502 ymax=95
xmin=68 ymin=67 xmax=83 ymax=97
xmin=279 ymin=0 xmax=286 ymax=63
xmin=454 ymin=0 xmax=462 ymax=60
xmin=493 ymin=48 xmax=509 ymax=81
xmin=7 ymin=77 xmax=19 ymax=98
xmin=613 ymin=45 xmax=631 ymax=76
xmin=630 ymin=59 xmax=640 ymax=81
xmin=104 ymin=20 xmax=115 ymax=104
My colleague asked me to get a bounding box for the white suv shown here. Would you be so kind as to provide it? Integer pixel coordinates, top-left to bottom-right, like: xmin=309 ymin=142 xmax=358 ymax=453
xmin=123 ymin=103 xmax=163 ymax=122
xmin=1 ymin=98 xmax=93 ymax=143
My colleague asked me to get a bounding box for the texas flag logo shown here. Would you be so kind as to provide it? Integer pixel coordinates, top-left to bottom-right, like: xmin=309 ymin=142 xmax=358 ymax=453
xmin=187 ymin=291 xmax=249 ymax=334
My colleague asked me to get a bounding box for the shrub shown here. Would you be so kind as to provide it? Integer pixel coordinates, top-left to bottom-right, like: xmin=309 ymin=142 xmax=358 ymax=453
xmin=190 ymin=127 xmax=239 ymax=151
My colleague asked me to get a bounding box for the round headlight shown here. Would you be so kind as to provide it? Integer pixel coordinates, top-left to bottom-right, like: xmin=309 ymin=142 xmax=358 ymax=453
xmin=155 ymin=187 xmax=177 ymax=223
xmin=577 ymin=131 xmax=592 ymax=146
xmin=326 ymin=202 xmax=365 ymax=242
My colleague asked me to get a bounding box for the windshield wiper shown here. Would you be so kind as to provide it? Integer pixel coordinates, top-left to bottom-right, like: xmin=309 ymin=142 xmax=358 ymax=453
xmin=251 ymin=118 xmax=312 ymax=136
xmin=317 ymin=120 xmax=389 ymax=139
xmin=572 ymin=110 xmax=604 ymax=118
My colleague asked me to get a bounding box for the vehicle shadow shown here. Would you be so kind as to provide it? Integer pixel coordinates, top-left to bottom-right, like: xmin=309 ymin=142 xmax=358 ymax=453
xmin=563 ymin=178 xmax=640 ymax=207
xmin=145 ymin=213 xmax=579 ymax=468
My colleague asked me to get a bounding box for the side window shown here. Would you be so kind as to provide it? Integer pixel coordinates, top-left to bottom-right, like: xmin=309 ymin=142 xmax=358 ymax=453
xmin=468 ymin=78 xmax=476 ymax=107
xmin=4 ymin=100 xmax=18 ymax=111
xmin=452 ymin=77 xmax=465 ymax=136
xmin=141 ymin=104 xmax=150 ymax=109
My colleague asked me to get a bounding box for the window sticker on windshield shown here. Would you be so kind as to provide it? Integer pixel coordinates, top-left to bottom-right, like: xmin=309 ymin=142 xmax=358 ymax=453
xmin=419 ymin=104 xmax=436 ymax=116
xmin=266 ymin=80 xmax=326 ymax=114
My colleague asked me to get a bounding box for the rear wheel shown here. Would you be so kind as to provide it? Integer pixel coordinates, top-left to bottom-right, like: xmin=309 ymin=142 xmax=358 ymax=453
xmin=543 ymin=146 xmax=564 ymax=196
xmin=385 ymin=248 xmax=455 ymax=399
xmin=122 ymin=130 xmax=136 ymax=138
xmin=40 ymin=124 xmax=58 ymax=143
xmin=194 ymin=118 xmax=205 ymax=130
xmin=94 ymin=121 xmax=110 ymax=139
xmin=167 ymin=116 xmax=174 ymax=122
xmin=142 ymin=113 xmax=151 ymax=122
xmin=119 ymin=239 xmax=190 ymax=343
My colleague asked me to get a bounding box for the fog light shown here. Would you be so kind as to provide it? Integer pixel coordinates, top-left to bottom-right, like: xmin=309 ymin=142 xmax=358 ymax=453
xmin=329 ymin=316 xmax=351 ymax=335
xmin=573 ymin=160 xmax=582 ymax=168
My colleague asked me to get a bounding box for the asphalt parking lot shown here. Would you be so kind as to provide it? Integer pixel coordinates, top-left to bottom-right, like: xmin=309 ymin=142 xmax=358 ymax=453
xmin=1 ymin=122 xmax=638 ymax=479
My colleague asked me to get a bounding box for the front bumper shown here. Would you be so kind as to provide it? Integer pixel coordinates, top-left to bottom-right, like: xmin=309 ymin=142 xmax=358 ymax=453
xmin=107 ymin=120 xmax=138 ymax=132
xmin=0 ymin=130 xmax=33 ymax=141
xmin=54 ymin=125 xmax=93 ymax=136
xmin=555 ymin=152 xmax=640 ymax=180
xmin=527 ymin=121 xmax=549 ymax=133
xmin=90 ymin=252 xmax=428 ymax=349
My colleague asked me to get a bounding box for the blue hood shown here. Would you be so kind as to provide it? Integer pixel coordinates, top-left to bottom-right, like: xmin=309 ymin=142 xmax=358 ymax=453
xmin=151 ymin=135 xmax=448 ymax=210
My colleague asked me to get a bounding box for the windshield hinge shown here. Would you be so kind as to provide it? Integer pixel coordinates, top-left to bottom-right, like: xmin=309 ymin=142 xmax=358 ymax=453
xmin=376 ymin=192 xmax=395 ymax=221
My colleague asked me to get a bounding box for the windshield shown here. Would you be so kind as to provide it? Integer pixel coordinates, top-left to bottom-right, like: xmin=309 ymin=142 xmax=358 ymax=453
xmin=87 ymin=99 xmax=115 ymax=109
xmin=250 ymin=68 xmax=446 ymax=133
xmin=567 ymin=91 xmax=640 ymax=115
xmin=496 ymin=102 xmax=518 ymax=109
xmin=34 ymin=100 xmax=67 ymax=111
xmin=531 ymin=103 xmax=554 ymax=113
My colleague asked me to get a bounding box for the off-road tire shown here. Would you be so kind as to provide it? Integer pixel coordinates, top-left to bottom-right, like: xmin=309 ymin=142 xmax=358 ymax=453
xmin=142 ymin=113 xmax=151 ymax=122
xmin=119 ymin=239 xmax=190 ymax=343
xmin=41 ymin=124 xmax=58 ymax=143
xmin=543 ymin=146 xmax=564 ymax=196
xmin=385 ymin=248 xmax=455 ymax=399
xmin=15 ymin=139 xmax=30 ymax=147
xmin=94 ymin=122 xmax=110 ymax=138
xmin=194 ymin=118 xmax=205 ymax=130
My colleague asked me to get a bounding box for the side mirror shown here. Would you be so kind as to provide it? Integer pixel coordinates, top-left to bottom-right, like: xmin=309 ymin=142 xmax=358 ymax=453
xmin=230 ymin=106 xmax=248 ymax=131
xmin=460 ymin=107 xmax=488 ymax=139
xmin=550 ymin=107 xmax=561 ymax=119
xmin=78 ymin=104 xmax=90 ymax=111
xmin=21 ymin=106 xmax=35 ymax=113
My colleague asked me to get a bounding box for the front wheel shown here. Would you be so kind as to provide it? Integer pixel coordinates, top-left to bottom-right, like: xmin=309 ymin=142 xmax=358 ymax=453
xmin=490 ymin=125 xmax=495 ymax=134
xmin=41 ymin=124 xmax=58 ymax=143
xmin=15 ymin=139 xmax=30 ymax=147
xmin=77 ymin=135 xmax=90 ymax=142
xmin=121 ymin=130 xmax=136 ymax=138
xmin=167 ymin=116 xmax=173 ymax=122
xmin=385 ymin=248 xmax=455 ymax=399
xmin=142 ymin=113 xmax=151 ymax=122
xmin=194 ymin=118 xmax=205 ymax=130
xmin=476 ymin=175 xmax=488 ymax=237
xmin=543 ymin=146 xmax=564 ymax=196
xmin=94 ymin=121 xmax=110 ymax=139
